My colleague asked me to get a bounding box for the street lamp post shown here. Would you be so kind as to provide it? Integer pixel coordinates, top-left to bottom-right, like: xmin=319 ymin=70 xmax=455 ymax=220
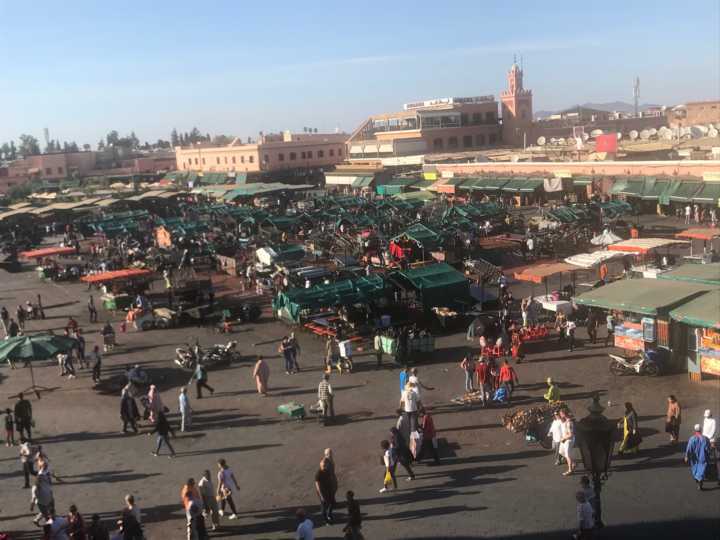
xmin=575 ymin=393 xmax=616 ymax=529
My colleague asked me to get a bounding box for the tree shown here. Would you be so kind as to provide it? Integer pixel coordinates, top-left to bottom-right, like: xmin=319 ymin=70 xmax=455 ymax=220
xmin=9 ymin=141 xmax=16 ymax=159
xmin=83 ymin=144 xmax=91 ymax=152
xmin=171 ymin=128 xmax=179 ymax=147
xmin=97 ymin=140 xmax=106 ymax=151
xmin=183 ymin=132 xmax=190 ymax=145
xmin=106 ymin=130 xmax=119 ymax=147
xmin=313 ymin=128 xmax=318 ymax=133
xmin=212 ymin=135 xmax=234 ymax=146
xmin=44 ymin=140 xmax=56 ymax=153
xmin=18 ymin=134 xmax=40 ymax=156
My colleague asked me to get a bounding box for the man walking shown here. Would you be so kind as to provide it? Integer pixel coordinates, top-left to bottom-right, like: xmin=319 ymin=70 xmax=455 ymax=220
xmin=0 ymin=305 xmax=8 ymax=337
xmin=374 ymin=330 xmax=383 ymax=369
xmin=14 ymin=393 xmax=33 ymax=442
xmin=190 ymin=362 xmax=214 ymax=399
xmin=150 ymin=411 xmax=176 ymax=458
xmin=90 ymin=345 xmax=102 ymax=383
xmin=87 ymin=295 xmax=97 ymax=323
xmin=314 ymin=457 xmax=336 ymax=525
xmin=400 ymin=381 xmax=421 ymax=433
xmin=685 ymin=424 xmax=710 ymax=490
xmin=317 ymin=374 xmax=334 ymax=422
xmin=216 ymin=459 xmax=239 ymax=520
xmin=499 ymin=359 xmax=519 ymax=399
xmin=198 ymin=470 xmax=220 ymax=531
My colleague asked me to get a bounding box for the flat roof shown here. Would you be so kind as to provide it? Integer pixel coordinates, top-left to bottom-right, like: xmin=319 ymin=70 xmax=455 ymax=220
xmin=658 ymin=263 xmax=720 ymax=286
xmin=670 ymin=290 xmax=720 ymax=328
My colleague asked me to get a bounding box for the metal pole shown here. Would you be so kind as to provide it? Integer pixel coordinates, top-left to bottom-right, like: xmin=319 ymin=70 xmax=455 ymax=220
xmin=593 ymin=473 xmax=604 ymax=528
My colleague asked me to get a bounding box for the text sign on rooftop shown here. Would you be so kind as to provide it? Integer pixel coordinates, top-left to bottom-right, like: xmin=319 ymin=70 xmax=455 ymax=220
xmin=403 ymin=95 xmax=494 ymax=110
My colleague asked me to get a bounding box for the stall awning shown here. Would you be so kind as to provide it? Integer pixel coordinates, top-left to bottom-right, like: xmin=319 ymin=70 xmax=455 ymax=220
xmin=436 ymin=177 xmax=466 ymax=194
xmin=670 ymin=290 xmax=720 ymax=328
xmin=513 ymin=262 xmax=578 ymax=284
xmin=325 ymin=174 xmax=358 ymax=186
xmin=80 ymin=268 xmax=153 ymax=283
xmin=573 ymin=176 xmax=594 ymax=186
xmin=615 ymin=177 xmax=646 ymax=198
xmin=20 ymin=246 xmax=76 ymax=259
xmin=573 ymin=278 xmax=715 ymax=316
xmin=465 ymin=177 xmax=509 ymax=192
xmin=607 ymin=238 xmax=690 ymax=254
xmin=639 ymin=178 xmax=671 ymax=201
xmin=668 ymin=180 xmax=703 ymax=202
xmin=692 ymin=182 xmax=720 ymax=204
xmin=502 ymin=177 xmax=543 ymax=193
xmin=351 ymin=176 xmax=374 ymax=188
xmin=394 ymin=190 xmax=436 ymax=202
xmin=675 ymin=228 xmax=720 ymax=241
xmin=658 ymin=263 xmax=720 ymax=286
xmin=564 ymin=250 xmax=628 ymax=269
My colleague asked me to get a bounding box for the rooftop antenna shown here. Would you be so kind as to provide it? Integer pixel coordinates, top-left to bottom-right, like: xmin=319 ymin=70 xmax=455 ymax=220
xmin=520 ymin=55 xmax=524 ymax=71
xmin=513 ymin=53 xmax=517 ymax=65
xmin=43 ymin=127 xmax=50 ymax=148
xmin=633 ymin=76 xmax=640 ymax=117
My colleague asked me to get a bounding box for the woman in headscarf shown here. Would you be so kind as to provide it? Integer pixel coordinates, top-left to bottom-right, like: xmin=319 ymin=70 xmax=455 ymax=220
xmin=252 ymin=356 xmax=270 ymax=396
xmin=618 ymin=402 xmax=641 ymax=456
xmin=147 ymin=385 xmax=164 ymax=424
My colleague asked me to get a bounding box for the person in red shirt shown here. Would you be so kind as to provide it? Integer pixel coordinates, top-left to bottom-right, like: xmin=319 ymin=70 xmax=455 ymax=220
xmin=475 ymin=357 xmax=490 ymax=407
xmin=499 ymin=359 xmax=519 ymax=399
xmin=418 ymin=408 xmax=440 ymax=464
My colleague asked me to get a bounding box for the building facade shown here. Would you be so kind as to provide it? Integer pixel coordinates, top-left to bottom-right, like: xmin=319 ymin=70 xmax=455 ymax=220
xmin=667 ymin=101 xmax=720 ymax=128
xmin=347 ymin=96 xmax=502 ymax=160
xmin=174 ymin=132 xmax=347 ymax=174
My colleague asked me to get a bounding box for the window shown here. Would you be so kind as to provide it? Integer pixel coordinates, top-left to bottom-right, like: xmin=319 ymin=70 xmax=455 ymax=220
xmin=307 ymin=150 xmax=313 ymax=159
xmin=224 ymin=156 xmax=228 ymax=164
xmin=460 ymin=113 xmax=469 ymax=126
xmin=448 ymin=136 xmax=459 ymax=149
xmin=463 ymin=135 xmax=473 ymax=148
xmin=241 ymin=156 xmax=245 ymax=163
xmin=264 ymin=154 xmax=269 ymax=163
xmin=45 ymin=167 xmax=52 ymax=175
xmin=249 ymin=155 xmax=254 ymax=163
xmin=433 ymin=138 xmax=443 ymax=150
xmin=232 ymin=156 xmax=236 ymax=164
xmin=475 ymin=134 xmax=486 ymax=146
xmin=188 ymin=159 xmax=193 ymax=167
xmin=338 ymin=148 xmax=342 ymax=156
xmin=278 ymin=153 xmax=285 ymax=161
xmin=488 ymin=133 xmax=497 ymax=145
xmin=485 ymin=111 xmax=495 ymax=123
xmin=57 ymin=167 xmax=63 ymax=174
xmin=318 ymin=150 xmax=324 ymax=158
xmin=472 ymin=112 xmax=482 ymax=124
xmin=329 ymin=149 xmax=334 ymax=156
xmin=521 ymin=108 xmax=527 ymax=120
xmin=290 ymin=152 xmax=297 ymax=160
xmin=216 ymin=157 xmax=220 ymax=165
xmin=301 ymin=151 xmax=306 ymax=159
xmin=194 ymin=158 xmax=198 ymax=165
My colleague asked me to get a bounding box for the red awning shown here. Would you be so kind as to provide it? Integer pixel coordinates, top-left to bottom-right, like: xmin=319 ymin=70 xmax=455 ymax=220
xmin=80 ymin=268 xmax=153 ymax=283
xmin=514 ymin=262 xmax=578 ymax=284
xmin=675 ymin=228 xmax=720 ymax=241
xmin=19 ymin=246 xmax=77 ymax=259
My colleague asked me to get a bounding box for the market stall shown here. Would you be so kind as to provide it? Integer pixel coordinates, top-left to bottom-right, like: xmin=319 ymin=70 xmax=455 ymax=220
xmin=81 ymin=268 xmax=155 ymax=311
xmin=514 ymin=262 xmax=580 ymax=314
xmin=669 ymin=290 xmax=720 ymax=382
xmin=19 ymin=246 xmax=77 ymax=261
xmin=675 ymin=228 xmax=720 ymax=261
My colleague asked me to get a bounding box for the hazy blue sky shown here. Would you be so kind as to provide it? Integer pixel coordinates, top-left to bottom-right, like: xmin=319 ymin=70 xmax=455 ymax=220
xmin=0 ymin=0 xmax=717 ymax=146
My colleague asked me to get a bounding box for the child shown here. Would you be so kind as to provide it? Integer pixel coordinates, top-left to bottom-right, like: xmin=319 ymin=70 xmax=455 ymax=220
xmin=5 ymin=408 xmax=15 ymax=447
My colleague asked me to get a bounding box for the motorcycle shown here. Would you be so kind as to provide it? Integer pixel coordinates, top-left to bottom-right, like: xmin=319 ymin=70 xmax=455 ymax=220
xmin=608 ymin=349 xmax=666 ymax=377
xmin=174 ymin=340 xmax=240 ymax=370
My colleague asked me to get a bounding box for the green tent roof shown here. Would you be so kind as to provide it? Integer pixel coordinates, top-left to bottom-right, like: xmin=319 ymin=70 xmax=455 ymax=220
xmin=658 ymin=263 xmax=720 ymax=286
xmin=670 ymin=290 xmax=720 ymax=328
xmin=393 ymin=223 xmax=444 ymax=250
xmin=692 ymin=182 xmax=720 ymax=204
xmin=392 ymin=262 xmax=471 ymax=310
xmin=615 ymin=177 xmax=646 ymax=197
xmin=640 ymin=178 xmax=673 ymax=202
xmin=573 ymin=278 xmax=717 ymax=316
xmin=394 ymin=190 xmax=436 ymax=202
xmin=610 ymin=179 xmax=628 ymax=194
xmin=668 ymin=180 xmax=703 ymax=202
xmin=200 ymin=172 xmax=228 ymax=185
xmin=351 ymin=176 xmax=374 ymax=188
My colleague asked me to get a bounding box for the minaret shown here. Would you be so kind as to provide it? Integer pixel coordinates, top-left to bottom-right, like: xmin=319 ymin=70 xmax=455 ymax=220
xmin=500 ymin=58 xmax=533 ymax=147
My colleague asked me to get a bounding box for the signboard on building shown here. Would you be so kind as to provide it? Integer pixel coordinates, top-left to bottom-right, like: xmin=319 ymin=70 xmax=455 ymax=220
xmin=403 ymin=95 xmax=494 ymax=110
xmin=700 ymin=355 xmax=720 ymax=376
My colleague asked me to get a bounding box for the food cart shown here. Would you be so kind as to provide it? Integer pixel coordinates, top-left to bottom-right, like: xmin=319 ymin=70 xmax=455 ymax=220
xmin=669 ymin=289 xmax=720 ymax=382
xmin=80 ymin=268 xmax=155 ymax=311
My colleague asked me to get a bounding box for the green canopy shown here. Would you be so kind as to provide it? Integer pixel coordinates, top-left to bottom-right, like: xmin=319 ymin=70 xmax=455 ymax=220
xmin=670 ymin=290 xmax=720 ymax=328
xmin=392 ymin=223 xmax=444 ymax=251
xmin=609 ymin=179 xmax=628 ymax=194
xmin=272 ymin=275 xmax=388 ymax=323
xmin=394 ymin=190 xmax=436 ymax=202
xmin=668 ymin=180 xmax=703 ymax=202
xmin=692 ymin=182 xmax=720 ymax=204
xmin=200 ymin=172 xmax=228 ymax=185
xmin=0 ymin=334 xmax=78 ymax=363
xmin=573 ymin=278 xmax=716 ymax=316
xmin=614 ymin=177 xmax=646 ymax=198
xmin=391 ymin=262 xmax=471 ymax=311
xmin=351 ymin=176 xmax=374 ymax=188
xmin=658 ymin=263 xmax=720 ymax=286
xmin=467 ymin=177 xmax=509 ymax=192
xmin=640 ymin=177 xmax=674 ymax=203
xmin=501 ymin=177 xmax=528 ymax=192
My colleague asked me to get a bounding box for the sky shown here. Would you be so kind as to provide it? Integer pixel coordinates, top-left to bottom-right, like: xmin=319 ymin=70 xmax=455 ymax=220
xmin=0 ymin=0 xmax=718 ymax=147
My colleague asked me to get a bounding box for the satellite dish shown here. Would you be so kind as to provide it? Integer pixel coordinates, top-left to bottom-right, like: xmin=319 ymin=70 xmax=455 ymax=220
xmin=709 ymin=128 xmax=719 ymax=138
xmin=639 ymin=130 xmax=650 ymax=140
xmin=697 ymin=125 xmax=709 ymax=135
xmin=537 ymin=136 xmax=546 ymax=146
xmin=558 ymin=137 xmax=566 ymax=145
xmin=616 ymin=132 xmax=623 ymax=140
xmin=590 ymin=129 xmax=603 ymax=138
xmin=662 ymin=130 xmax=673 ymax=140
xmin=629 ymin=130 xmax=638 ymax=140
xmin=690 ymin=126 xmax=703 ymax=138
xmin=648 ymin=128 xmax=658 ymax=136
xmin=550 ymin=137 xmax=557 ymax=145
xmin=582 ymin=132 xmax=590 ymax=142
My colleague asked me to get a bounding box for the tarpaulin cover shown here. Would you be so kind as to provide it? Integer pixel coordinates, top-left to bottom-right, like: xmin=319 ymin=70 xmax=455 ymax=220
xmin=676 ymin=229 xmax=720 ymax=241
xmin=573 ymin=278 xmax=715 ymax=316
xmin=691 ymin=182 xmax=720 ymax=204
xmin=514 ymin=262 xmax=578 ymax=284
xmin=80 ymin=268 xmax=153 ymax=283
xmin=658 ymin=263 xmax=720 ymax=286
xmin=20 ymin=246 xmax=76 ymax=259
xmin=565 ymin=250 xmax=627 ymax=269
xmin=670 ymin=290 xmax=720 ymax=328
xmin=392 ymin=262 xmax=471 ymax=311
xmin=272 ymin=275 xmax=388 ymax=323
xmin=668 ymin=181 xmax=702 ymax=202
xmin=607 ymin=238 xmax=689 ymax=253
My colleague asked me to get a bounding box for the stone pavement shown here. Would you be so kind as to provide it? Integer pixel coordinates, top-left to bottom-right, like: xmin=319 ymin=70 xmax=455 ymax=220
xmin=0 ymin=265 xmax=718 ymax=539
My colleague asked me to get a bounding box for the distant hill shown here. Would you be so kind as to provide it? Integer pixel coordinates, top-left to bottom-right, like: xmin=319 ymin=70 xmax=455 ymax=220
xmin=535 ymin=101 xmax=661 ymax=119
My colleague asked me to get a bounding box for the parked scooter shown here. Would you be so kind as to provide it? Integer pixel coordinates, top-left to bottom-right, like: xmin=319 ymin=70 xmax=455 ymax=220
xmin=608 ymin=349 xmax=666 ymax=377
xmin=174 ymin=340 xmax=240 ymax=370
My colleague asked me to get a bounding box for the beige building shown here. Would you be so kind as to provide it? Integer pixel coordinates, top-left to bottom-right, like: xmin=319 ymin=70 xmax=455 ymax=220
xmin=175 ymin=131 xmax=347 ymax=174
